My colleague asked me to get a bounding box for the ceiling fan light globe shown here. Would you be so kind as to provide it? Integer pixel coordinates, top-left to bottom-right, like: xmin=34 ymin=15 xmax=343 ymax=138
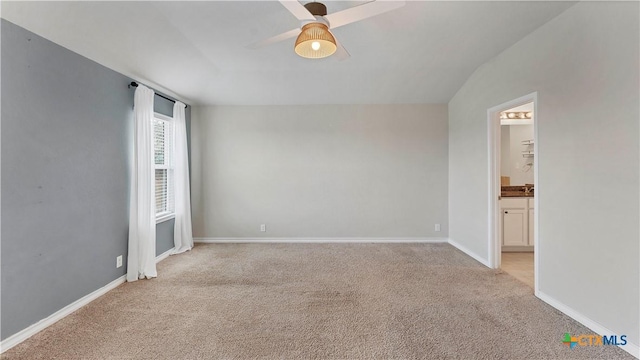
xmin=294 ymin=23 xmax=337 ymax=59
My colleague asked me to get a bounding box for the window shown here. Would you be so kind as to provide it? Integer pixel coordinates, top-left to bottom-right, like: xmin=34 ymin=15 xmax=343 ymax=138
xmin=154 ymin=113 xmax=174 ymax=223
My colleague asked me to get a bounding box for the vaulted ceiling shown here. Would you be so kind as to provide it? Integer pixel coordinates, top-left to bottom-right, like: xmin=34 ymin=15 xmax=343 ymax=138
xmin=2 ymin=1 xmax=575 ymax=105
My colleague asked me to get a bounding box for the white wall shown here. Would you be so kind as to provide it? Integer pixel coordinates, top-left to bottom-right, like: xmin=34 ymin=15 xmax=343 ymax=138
xmin=500 ymin=125 xmax=511 ymax=182
xmin=449 ymin=1 xmax=638 ymax=349
xmin=501 ymin=124 xmax=534 ymax=185
xmin=191 ymin=104 xmax=448 ymax=239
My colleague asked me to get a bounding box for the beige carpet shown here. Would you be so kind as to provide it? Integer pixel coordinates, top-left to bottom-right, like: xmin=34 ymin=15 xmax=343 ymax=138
xmin=3 ymin=243 xmax=632 ymax=359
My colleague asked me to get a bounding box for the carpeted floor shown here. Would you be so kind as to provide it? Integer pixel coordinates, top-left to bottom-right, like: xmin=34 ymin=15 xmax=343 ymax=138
xmin=3 ymin=243 xmax=633 ymax=359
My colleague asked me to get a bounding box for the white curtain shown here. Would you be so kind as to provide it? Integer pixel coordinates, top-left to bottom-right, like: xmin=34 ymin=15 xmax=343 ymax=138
xmin=172 ymin=101 xmax=194 ymax=254
xmin=127 ymin=84 xmax=157 ymax=282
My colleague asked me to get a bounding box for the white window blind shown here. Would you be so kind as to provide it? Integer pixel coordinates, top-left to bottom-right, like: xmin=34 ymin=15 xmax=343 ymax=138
xmin=154 ymin=114 xmax=174 ymax=221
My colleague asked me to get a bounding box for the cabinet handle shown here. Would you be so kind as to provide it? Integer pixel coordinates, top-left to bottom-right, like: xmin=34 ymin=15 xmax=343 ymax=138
xmin=504 ymin=211 xmax=509 ymax=214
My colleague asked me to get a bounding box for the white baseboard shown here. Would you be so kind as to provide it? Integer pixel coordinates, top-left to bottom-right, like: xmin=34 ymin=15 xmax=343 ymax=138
xmin=0 ymin=249 xmax=175 ymax=354
xmin=537 ymin=291 xmax=639 ymax=359
xmin=447 ymin=239 xmax=491 ymax=267
xmin=156 ymin=247 xmax=174 ymax=263
xmin=194 ymin=237 xmax=449 ymax=243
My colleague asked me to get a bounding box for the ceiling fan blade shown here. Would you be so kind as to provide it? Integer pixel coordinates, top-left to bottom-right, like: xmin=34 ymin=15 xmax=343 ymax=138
xmin=247 ymin=28 xmax=300 ymax=49
xmin=279 ymin=0 xmax=316 ymax=21
xmin=325 ymin=0 xmax=406 ymax=29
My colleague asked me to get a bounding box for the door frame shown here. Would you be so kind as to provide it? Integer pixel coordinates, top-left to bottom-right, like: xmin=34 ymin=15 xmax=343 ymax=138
xmin=487 ymin=92 xmax=539 ymax=295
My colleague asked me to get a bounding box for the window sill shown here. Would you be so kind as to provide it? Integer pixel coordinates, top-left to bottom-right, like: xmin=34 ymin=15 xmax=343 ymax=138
xmin=156 ymin=213 xmax=175 ymax=224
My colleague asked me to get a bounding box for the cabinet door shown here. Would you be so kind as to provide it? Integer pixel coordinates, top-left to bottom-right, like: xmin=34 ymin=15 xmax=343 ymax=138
xmin=528 ymin=208 xmax=535 ymax=246
xmin=502 ymin=209 xmax=528 ymax=246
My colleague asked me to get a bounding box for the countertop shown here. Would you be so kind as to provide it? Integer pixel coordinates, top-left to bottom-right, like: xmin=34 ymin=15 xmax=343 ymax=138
xmin=501 ymin=185 xmax=534 ymax=198
xmin=501 ymin=192 xmax=534 ymax=198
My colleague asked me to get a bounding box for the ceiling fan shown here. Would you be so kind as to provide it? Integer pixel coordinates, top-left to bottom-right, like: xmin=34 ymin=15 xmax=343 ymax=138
xmin=248 ymin=0 xmax=406 ymax=60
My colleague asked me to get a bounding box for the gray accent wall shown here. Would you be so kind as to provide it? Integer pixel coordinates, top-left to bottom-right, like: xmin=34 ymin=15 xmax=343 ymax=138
xmin=155 ymin=220 xmax=175 ymax=256
xmin=191 ymin=104 xmax=448 ymax=239
xmin=448 ymin=2 xmax=638 ymax=346
xmin=1 ymin=20 xmax=189 ymax=340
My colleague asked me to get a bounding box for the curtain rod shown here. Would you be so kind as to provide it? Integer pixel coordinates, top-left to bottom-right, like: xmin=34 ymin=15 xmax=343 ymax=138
xmin=128 ymin=82 xmax=187 ymax=108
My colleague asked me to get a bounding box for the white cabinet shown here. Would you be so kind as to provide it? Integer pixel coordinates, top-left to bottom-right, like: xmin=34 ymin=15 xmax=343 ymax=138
xmin=503 ymin=208 xmax=527 ymax=246
xmin=501 ymin=198 xmax=534 ymax=250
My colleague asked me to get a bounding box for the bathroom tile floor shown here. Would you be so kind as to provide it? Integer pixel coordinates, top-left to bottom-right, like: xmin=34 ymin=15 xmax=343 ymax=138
xmin=501 ymin=252 xmax=534 ymax=288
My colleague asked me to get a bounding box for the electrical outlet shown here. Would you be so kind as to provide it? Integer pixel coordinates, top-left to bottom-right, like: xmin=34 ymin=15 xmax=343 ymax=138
xmin=260 ymin=224 xmax=266 ymax=232
xmin=116 ymin=255 xmax=123 ymax=268
xmin=435 ymin=224 xmax=441 ymax=232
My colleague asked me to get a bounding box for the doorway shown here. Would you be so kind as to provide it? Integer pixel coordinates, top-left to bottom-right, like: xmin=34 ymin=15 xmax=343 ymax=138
xmin=487 ymin=92 xmax=539 ymax=295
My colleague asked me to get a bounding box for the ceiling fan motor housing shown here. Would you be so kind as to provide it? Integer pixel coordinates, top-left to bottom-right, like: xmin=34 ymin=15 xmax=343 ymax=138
xmin=304 ymin=2 xmax=327 ymax=16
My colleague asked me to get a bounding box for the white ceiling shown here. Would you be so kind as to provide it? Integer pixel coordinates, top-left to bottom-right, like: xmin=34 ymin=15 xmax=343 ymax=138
xmin=1 ymin=1 xmax=575 ymax=106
